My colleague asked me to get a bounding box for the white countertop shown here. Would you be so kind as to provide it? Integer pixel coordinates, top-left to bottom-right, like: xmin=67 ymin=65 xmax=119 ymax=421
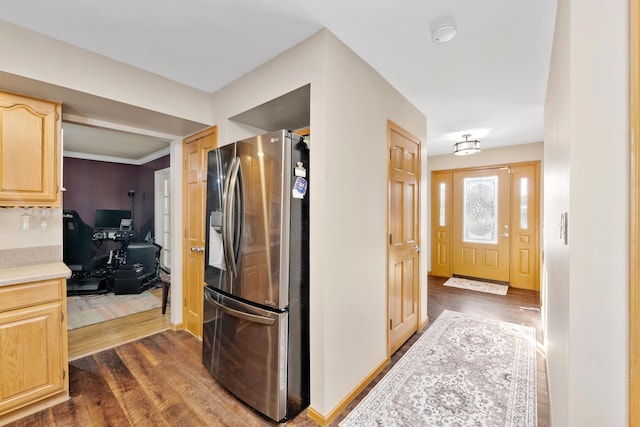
xmin=0 ymin=262 xmax=71 ymax=287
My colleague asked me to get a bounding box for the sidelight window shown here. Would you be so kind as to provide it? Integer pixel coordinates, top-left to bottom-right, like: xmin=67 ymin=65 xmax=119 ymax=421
xmin=520 ymin=177 xmax=528 ymax=230
xmin=439 ymin=182 xmax=446 ymax=227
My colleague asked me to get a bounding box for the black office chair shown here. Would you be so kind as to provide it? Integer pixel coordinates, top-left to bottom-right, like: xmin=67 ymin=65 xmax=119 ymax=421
xmin=62 ymin=210 xmax=109 ymax=293
xmin=123 ymin=242 xmax=161 ymax=283
xmin=123 ymin=242 xmax=171 ymax=312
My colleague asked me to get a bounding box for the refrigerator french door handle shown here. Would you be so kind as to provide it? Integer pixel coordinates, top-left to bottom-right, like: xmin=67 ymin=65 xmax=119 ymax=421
xmin=204 ymin=289 xmax=275 ymax=325
xmin=222 ymin=157 xmax=240 ymax=276
xmin=225 ymin=156 xmax=241 ymax=277
xmin=221 ymin=154 xmax=234 ymax=272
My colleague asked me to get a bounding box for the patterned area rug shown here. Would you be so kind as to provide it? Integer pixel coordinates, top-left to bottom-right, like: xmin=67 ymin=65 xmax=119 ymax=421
xmin=67 ymin=291 xmax=162 ymax=330
xmin=340 ymin=310 xmax=537 ymax=426
xmin=444 ymin=277 xmax=509 ymax=295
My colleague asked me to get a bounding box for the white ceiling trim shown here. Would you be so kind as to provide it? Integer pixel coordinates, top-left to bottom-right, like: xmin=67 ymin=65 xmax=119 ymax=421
xmin=62 ymin=114 xmax=183 ymax=141
xmin=64 ymin=146 xmax=170 ymax=166
xmin=137 ymin=147 xmax=172 ymax=164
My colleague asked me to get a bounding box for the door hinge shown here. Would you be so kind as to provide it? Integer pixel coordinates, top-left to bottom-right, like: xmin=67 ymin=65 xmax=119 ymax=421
xmin=184 ymin=298 xmax=187 ymax=307
xmin=389 ymin=319 xmax=392 ymax=330
xmin=184 ymin=159 xmax=188 ymax=170
xmin=62 ymin=369 xmax=66 ymax=380
xmin=389 ymin=234 xmax=392 ymax=244
xmin=61 ymin=312 xmax=64 ymax=322
xmin=184 ymin=229 xmax=187 ymax=238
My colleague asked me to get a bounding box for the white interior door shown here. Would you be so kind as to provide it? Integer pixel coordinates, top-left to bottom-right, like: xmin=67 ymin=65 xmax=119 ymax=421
xmin=155 ymin=167 xmax=171 ymax=266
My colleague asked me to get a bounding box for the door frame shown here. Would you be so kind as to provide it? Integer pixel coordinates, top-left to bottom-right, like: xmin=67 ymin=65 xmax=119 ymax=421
xmin=430 ymin=161 xmax=541 ymax=290
xmin=386 ymin=120 xmax=422 ymax=356
xmin=629 ymin=0 xmax=639 ymax=423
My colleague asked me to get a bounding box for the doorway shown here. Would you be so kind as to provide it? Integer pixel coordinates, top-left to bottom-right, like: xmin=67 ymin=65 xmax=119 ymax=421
xmin=431 ymin=162 xmax=540 ymax=290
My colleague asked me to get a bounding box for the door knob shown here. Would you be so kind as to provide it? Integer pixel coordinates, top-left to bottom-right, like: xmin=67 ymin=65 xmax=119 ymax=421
xmin=413 ymin=246 xmax=421 ymax=252
xmin=499 ymin=232 xmax=510 ymax=237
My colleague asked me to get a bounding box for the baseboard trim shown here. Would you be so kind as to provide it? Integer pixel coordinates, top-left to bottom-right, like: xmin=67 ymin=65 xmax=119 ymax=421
xmin=171 ymin=322 xmax=183 ymax=331
xmin=307 ymin=356 xmax=390 ymax=425
xmin=420 ymin=315 xmax=430 ymax=330
xmin=307 ymin=407 xmax=327 ymax=425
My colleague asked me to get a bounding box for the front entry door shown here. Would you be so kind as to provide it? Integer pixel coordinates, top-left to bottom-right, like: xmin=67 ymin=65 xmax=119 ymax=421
xmin=452 ymin=168 xmax=511 ymax=282
xmin=387 ymin=121 xmax=420 ymax=355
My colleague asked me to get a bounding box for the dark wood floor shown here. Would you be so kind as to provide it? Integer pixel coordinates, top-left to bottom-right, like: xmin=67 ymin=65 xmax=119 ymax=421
xmin=8 ymin=276 xmax=548 ymax=426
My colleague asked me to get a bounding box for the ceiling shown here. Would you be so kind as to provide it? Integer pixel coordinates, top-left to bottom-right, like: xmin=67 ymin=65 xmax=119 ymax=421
xmin=0 ymin=0 xmax=557 ymax=158
xmin=63 ymin=123 xmax=172 ymax=164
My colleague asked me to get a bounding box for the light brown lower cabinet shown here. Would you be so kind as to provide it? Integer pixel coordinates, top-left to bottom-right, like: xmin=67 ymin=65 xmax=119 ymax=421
xmin=0 ymin=278 xmax=68 ymax=422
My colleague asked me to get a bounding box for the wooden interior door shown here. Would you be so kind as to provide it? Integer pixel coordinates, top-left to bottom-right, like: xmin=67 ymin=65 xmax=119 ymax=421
xmin=452 ymin=168 xmax=511 ymax=282
xmin=387 ymin=121 xmax=420 ymax=355
xmin=182 ymin=126 xmax=217 ymax=338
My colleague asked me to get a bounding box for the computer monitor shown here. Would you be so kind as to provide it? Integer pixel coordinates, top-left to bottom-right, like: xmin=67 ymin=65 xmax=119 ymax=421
xmin=95 ymin=209 xmax=132 ymax=230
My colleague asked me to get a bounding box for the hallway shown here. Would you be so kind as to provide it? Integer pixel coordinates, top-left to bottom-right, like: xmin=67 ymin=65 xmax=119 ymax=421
xmin=332 ymin=276 xmax=549 ymax=426
xmin=7 ymin=276 xmax=548 ymax=426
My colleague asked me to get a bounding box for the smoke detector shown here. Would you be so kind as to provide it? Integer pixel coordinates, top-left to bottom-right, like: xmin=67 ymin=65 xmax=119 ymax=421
xmin=431 ymin=19 xmax=457 ymax=44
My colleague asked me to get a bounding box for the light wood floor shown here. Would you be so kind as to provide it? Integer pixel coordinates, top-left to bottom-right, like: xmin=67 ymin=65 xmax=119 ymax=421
xmin=12 ymin=277 xmax=547 ymax=426
xmin=68 ymin=288 xmax=172 ymax=360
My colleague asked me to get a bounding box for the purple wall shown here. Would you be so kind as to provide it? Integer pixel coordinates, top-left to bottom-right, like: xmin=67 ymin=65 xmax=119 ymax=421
xmin=139 ymin=156 xmax=171 ymax=239
xmin=63 ymin=156 xmax=170 ymax=241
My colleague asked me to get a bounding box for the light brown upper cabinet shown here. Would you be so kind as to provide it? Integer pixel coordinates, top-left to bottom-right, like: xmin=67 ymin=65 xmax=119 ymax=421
xmin=0 ymin=91 xmax=62 ymax=207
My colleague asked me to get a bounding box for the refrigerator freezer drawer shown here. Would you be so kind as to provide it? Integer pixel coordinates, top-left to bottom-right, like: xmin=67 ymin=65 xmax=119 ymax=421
xmin=202 ymin=287 xmax=288 ymax=422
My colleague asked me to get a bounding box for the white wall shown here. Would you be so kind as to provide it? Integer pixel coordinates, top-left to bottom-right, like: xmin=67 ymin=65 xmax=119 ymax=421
xmin=208 ymin=29 xmax=427 ymax=417
xmin=0 ymin=208 xmax=62 ymax=250
xmin=322 ymin=32 xmax=427 ymax=415
xmin=544 ymin=0 xmax=628 ymax=425
xmin=426 ymin=142 xmax=544 ymax=272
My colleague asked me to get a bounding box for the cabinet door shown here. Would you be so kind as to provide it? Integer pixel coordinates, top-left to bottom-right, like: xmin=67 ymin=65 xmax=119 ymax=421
xmin=0 ymin=302 xmax=65 ymax=415
xmin=0 ymin=91 xmax=61 ymax=206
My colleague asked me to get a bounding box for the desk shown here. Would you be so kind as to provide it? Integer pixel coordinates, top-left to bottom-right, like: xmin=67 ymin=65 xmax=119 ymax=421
xmin=92 ymin=229 xmax=136 ymax=243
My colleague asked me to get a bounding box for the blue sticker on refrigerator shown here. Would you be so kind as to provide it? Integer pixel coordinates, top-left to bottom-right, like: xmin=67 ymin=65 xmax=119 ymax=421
xmin=292 ymin=177 xmax=307 ymax=199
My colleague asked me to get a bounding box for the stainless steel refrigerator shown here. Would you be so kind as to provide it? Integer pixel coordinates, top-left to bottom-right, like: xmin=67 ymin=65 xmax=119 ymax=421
xmin=202 ymin=129 xmax=310 ymax=422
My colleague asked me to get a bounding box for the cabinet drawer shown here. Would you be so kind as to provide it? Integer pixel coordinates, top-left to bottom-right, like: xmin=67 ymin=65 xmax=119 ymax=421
xmin=0 ymin=279 xmax=62 ymax=313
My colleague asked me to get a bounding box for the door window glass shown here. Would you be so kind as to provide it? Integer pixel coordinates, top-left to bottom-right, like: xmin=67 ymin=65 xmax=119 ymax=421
xmin=463 ymin=176 xmax=498 ymax=244
xmin=439 ymin=182 xmax=446 ymax=227
xmin=520 ymin=177 xmax=529 ymax=229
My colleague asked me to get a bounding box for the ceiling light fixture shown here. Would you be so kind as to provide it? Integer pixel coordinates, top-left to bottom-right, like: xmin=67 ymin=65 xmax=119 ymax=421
xmin=454 ymin=134 xmax=481 ymax=156
xmin=431 ymin=19 xmax=457 ymax=44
